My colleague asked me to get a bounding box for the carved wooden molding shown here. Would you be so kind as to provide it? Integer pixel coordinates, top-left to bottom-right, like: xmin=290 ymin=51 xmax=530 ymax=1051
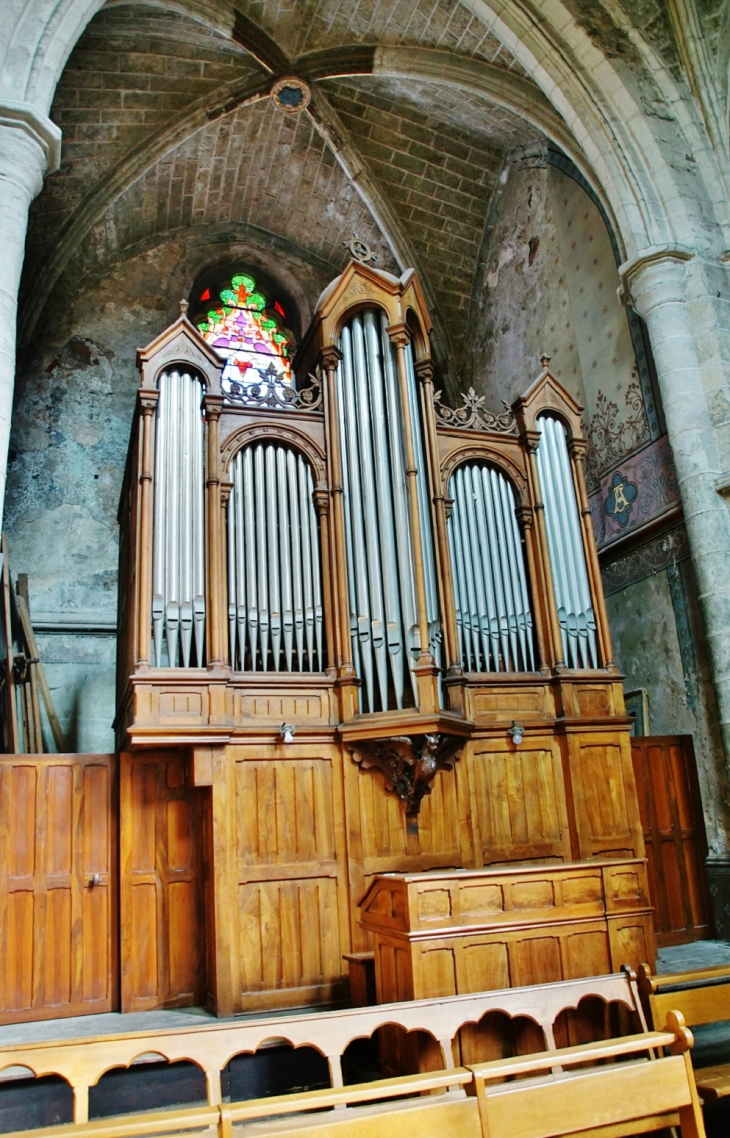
xmin=350 ymin=731 xmax=465 ymax=816
xmin=434 ymin=387 xmax=517 ymax=434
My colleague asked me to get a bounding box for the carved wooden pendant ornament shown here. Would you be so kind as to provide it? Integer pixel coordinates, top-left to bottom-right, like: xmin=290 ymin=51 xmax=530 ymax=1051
xmin=350 ymin=732 xmax=465 ymax=816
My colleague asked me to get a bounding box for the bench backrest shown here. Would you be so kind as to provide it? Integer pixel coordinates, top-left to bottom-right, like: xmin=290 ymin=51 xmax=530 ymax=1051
xmin=0 ymin=971 xmax=647 ymax=1125
xmin=638 ymin=962 xmax=730 ymax=1029
xmin=469 ymin=1015 xmax=704 ymax=1138
xmin=4 ymin=1018 xmax=705 ymax=1138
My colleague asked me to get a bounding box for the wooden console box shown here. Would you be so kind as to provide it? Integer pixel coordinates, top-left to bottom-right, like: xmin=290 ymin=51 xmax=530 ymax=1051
xmin=360 ymin=859 xmax=656 ymax=1003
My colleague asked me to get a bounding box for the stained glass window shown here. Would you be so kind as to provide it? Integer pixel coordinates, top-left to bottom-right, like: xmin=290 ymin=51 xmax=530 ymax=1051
xmin=195 ymin=272 xmax=293 ymax=395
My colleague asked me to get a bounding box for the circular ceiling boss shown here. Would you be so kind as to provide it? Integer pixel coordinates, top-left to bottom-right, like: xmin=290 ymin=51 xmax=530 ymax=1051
xmin=270 ymin=77 xmax=311 ymax=114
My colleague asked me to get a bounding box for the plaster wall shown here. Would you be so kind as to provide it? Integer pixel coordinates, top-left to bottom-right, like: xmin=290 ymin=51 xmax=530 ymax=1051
xmin=606 ymin=560 xmax=729 ymax=855
xmin=468 ymin=156 xmax=653 ymax=486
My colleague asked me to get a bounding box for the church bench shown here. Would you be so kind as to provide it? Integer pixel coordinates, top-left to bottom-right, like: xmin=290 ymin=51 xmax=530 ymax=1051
xmin=2 ymin=1016 xmax=705 ymax=1138
xmin=638 ymin=961 xmax=730 ymax=1102
xmin=468 ymin=1011 xmax=705 ymax=1138
xmin=0 ymin=970 xmax=648 ymax=1126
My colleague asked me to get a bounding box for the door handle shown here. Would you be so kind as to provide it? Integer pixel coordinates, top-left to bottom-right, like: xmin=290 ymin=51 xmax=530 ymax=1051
xmin=89 ymin=873 xmax=101 ymax=888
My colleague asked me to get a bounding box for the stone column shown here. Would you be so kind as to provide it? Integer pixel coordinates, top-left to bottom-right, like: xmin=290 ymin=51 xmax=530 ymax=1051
xmin=624 ymin=249 xmax=730 ymax=764
xmin=0 ymin=104 xmax=61 ymax=529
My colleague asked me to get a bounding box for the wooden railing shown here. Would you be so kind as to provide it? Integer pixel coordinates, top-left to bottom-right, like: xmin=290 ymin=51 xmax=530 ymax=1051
xmin=0 ymin=970 xmax=654 ymax=1124
xmin=2 ymin=1017 xmax=704 ymax=1138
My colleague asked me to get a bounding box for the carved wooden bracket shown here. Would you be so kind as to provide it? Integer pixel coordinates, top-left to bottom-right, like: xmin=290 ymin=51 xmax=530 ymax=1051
xmin=351 ymin=732 xmax=465 ymax=816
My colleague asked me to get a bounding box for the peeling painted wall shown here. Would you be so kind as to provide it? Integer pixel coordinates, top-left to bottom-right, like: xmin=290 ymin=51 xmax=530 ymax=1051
xmin=468 ymin=157 xmax=652 ymax=486
xmin=469 ymin=151 xmax=730 ymax=854
xmin=606 ymin=560 xmax=730 ymax=854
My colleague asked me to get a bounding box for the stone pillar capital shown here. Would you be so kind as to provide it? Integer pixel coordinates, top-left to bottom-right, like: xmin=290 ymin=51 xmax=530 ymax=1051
xmin=0 ymin=101 xmax=62 ymax=192
xmin=617 ymin=245 xmax=694 ymax=318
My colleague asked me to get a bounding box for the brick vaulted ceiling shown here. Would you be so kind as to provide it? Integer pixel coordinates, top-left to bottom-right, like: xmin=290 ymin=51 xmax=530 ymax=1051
xmin=21 ymin=0 xmax=552 ymax=379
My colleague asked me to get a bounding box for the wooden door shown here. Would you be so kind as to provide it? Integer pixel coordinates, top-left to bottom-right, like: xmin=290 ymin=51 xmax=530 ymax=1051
xmin=120 ymin=750 xmax=206 ymax=1011
xmin=0 ymin=754 xmax=117 ymax=1024
xmin=631 ymin=736 xmax=712 ymax=946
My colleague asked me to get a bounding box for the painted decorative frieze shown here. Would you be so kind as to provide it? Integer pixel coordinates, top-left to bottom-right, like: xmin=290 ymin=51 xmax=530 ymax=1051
xmin=589 ymin=435 xmax=680 ymax=550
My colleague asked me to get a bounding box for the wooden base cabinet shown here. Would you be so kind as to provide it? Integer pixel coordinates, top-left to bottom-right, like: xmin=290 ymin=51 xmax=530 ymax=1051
xmin=359 ymin=861 xmax=656 ymax=1005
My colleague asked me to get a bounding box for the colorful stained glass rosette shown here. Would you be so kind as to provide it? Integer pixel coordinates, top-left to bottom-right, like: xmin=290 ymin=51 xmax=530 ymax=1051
xmin=196 ymin=273 xmax=293 ymax=395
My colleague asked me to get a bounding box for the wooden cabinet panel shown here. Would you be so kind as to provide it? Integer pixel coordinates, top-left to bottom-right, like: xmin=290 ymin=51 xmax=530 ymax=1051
xmin=361 ymin=862 xmax=655 ymax=1016
xmin=121 ymin=751 xmax=206 ymax=1012
xmin=238 ymin=877 xmax=342 ymax=1007
xmin=0 ymin=755 xmax=116 ymax=1024
xmin=630 ymin=735 xmax=711 ymax=945
xmin=567 ymin=733 xmax=644 ymax=860
xmin=236 ymin=758 xmax=336 ymax=870
xmin=225 ymin=747 xmax=349 ymax=1013
xmin=465 ymin=743 xmax=571 ymax=862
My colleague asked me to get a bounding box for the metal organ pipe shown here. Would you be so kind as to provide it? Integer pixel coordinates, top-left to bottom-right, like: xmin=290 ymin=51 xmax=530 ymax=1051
xmin=335 ymin=309 xmax=441 ymax=712
xmin=227 ymin=443 xmax=324 ymax=672
xmin=447 ymin=462 xmax=536 ymax=673
xmin=287 ymin=450 xmax=304 ymax=670
xmin=339 ymin=323 xmax=375 ymax=707
xmin=363 ymin=311 xmax=405 ymax=710
xmin=380 ymin=313 xmax=418 ymax=683
xmin=535 ymin=415 xmax=598 ymax=668
xmin=151 ymin=368 xmax=206 ymax=668
xmin=404 ymin=344 xmax=442 ymax=672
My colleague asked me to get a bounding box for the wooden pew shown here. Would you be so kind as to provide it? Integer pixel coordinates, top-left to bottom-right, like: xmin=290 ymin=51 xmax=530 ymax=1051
xmin=469 ymin=1011 xmax=705 ymax=1138
xmin=3 ymin=1014 xmax=705 ymax=1138
xmin=639 ymin=961 xmax=730 ymax=1102
xmin=0 ymin=970 xmax=649 ymax=1125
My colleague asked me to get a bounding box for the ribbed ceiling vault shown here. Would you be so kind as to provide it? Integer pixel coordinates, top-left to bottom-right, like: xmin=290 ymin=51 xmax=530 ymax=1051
xmin=21 ymin=0 xmax=578 ymax=385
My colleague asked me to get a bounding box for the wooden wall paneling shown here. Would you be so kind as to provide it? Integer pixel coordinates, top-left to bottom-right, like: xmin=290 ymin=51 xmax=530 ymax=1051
xmin=345 ymin=754 xmax=469 ymax=956
xmin=0 ymin=755 xmax=116 ymax=1024
xmin=564 ymin=728 xmax=645 ymax=860
xmin=206 ymin=747 xmax=238 ymax=1017
xmin=454 ymin=744 xmax=483 ymax=868
xmin=631 ymin=735 xmax=712 ymax=945
xmin=120 ymin=750 xmax=206 ymax=1013
xmin=230 ymin=743 xmax=350 ymax=1013
xmin=465 ymin=738 xmax=572 ymax=864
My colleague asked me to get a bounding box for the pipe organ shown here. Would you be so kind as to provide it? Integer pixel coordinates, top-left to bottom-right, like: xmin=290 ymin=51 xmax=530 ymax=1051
xmin=448 ymin=461 xmax=536 ymax=674
xmin=336 ymin=308 xmax=440 ymax=713
xmin=152 ymin=368 xmax=206 ymax=669
xmin=116 ymin=264 xmax=649 ymax=1019
xmin=227 ymin=443 xmax=324 ymax=673
xmin=535 ymin=414 xmax=598 ymax=669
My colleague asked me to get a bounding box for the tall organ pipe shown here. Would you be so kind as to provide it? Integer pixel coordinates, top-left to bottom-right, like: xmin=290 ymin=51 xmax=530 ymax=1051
xmin=227 ymin=443 xmax=324 ymax=672
xmin=151 ymin=368 xmax=206 ymax=668
xmin=448 ymin=461 xmax=536 ymax=673
xmin=335 ymin=309 xmax=441 ymax=712
xmin=535 ymin=416 xmax=598 ymax=668
xmin=381 ymin=314 xmax=418 ymax=689
xmin=287 ymin=450 xmax=305 ymax=670
xmin=352 ymin=316 xmax=388 ymax=708
xmin=405 ymin=342 xmax=442 ymax=670
xmin=364 ymin=311 xmax=405 ymax=709
xmin=339 ymin=324 xmax=375 ymax=707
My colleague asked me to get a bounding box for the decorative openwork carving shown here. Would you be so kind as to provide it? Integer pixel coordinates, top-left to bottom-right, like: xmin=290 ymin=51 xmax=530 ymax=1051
xmin=433 ymin=387 xmax=517 ymax=434
xmin=351 ymin=732 xmax=465 ymax=816
xmin=224 ymin=370 xmax=323 ymax=412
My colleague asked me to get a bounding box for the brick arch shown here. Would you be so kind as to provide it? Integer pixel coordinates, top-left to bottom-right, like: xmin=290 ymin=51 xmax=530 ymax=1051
xmin=8 ymin=0 xmax=725 ymax=258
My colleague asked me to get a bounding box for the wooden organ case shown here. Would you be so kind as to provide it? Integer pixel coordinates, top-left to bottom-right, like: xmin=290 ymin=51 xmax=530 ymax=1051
xmin=115 ymin=262 xmax=652 ymax=1017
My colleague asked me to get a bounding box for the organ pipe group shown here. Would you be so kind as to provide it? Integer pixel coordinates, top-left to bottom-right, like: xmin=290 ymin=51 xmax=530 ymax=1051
xmin=143 ymin=272 xmax=606 ymax=693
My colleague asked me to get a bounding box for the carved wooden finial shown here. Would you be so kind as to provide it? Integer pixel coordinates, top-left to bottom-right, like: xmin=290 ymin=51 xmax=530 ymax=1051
xmin=540 ymin=353 xmax=551 ymax=369
xmin=179 ymin=298 xmax=189 ymax=315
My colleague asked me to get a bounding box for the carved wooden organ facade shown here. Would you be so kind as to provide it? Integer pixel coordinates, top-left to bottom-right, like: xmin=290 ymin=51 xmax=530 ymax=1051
xmin=116 ymin=262 xmax=648 ymax=1017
